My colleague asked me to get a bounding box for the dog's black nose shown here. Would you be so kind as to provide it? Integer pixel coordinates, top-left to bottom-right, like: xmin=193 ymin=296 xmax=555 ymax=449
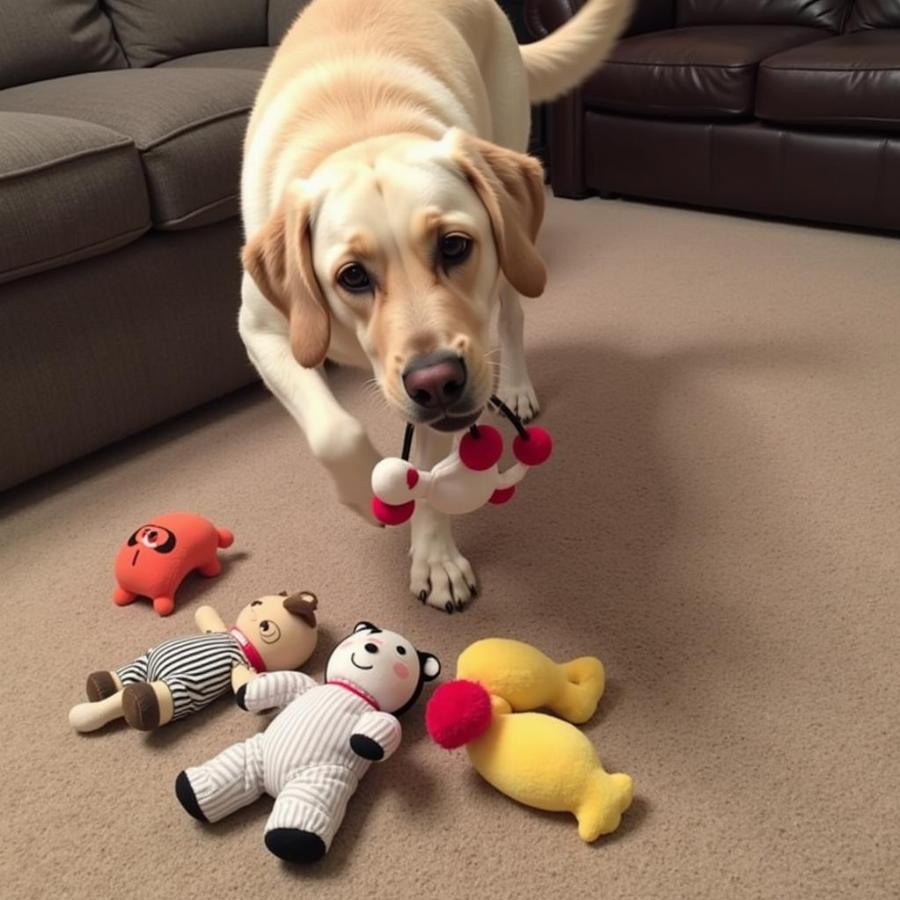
xmin=402 ymin=353 xmax=467 ymax=410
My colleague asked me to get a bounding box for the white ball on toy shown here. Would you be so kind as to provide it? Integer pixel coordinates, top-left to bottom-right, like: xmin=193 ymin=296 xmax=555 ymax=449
xmin=371 ymin=457 xmax=419 ymax=505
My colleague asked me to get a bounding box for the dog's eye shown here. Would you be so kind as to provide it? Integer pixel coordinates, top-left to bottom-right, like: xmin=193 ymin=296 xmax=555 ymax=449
xmin=439 ymin=233 xmax=471 ymax=266
xmin=396 ymin=646 xmax=407 ymax=656
xmin=337 ymin=263 xmax=372 ymax=293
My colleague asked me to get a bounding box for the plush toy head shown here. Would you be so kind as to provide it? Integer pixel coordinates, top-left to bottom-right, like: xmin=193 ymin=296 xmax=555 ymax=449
xmin=325 ymin=622 xmax=440 ymax=715
xmin=234 ymin=591 xmax=319 ymax=672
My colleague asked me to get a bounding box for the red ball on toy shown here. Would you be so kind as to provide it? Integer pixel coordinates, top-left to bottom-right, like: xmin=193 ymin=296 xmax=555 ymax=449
xmin=489 ymin=486 xmax=516 ymax=505
xmin=513 ymin=426 xmax=553 ymax=467
xmin=426 ymin=680 xmax=493 ymax=749
xmin=372 ymin=496 xmax=415 ymax=526
xmin=459 ymin=425 xmax=503 ymax=471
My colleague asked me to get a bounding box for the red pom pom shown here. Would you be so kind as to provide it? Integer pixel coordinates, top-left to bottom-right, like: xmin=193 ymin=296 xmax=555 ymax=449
xmin=426 ymin=680 xmax=493 ymax=749
xmin=489 ymin=486 xmax=516 ymax=505
xmin=371 ymin=497 xmax=415 ymax=526
xmin=459 ymin=425 xmax=503 ymax=471
xmin=512 ymin=426 xmax=553 ymax=467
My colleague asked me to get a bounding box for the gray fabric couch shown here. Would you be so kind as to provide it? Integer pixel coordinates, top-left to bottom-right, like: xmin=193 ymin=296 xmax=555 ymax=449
xmin=0 ymin=0 xmax=307 ymax=491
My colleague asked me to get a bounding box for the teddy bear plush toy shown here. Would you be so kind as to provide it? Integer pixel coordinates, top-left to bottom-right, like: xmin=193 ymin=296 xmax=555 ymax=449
xmin=68 ymin=591 xmax=319 ymax=732
xmin=175 ymin=621 xmax=440 ymax=863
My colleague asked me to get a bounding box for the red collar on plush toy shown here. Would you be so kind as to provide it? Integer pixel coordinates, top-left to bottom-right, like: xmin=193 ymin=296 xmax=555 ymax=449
xmin=329 ymin=678 xmax=380 ymax=710
xmin=229 ymin=626 xmax=267 ymax=673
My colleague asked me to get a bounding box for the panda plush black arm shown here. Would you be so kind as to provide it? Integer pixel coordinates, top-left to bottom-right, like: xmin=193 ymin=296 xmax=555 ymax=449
xmin=236 ymin=670 xmax=317 ymax=712
xmin=349 ymin=712 xmax=402 ymax=761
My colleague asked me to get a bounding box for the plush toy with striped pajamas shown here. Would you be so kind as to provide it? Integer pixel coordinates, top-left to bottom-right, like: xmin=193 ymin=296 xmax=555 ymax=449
xmin=175 ymin=621 xmax=440 ymax=863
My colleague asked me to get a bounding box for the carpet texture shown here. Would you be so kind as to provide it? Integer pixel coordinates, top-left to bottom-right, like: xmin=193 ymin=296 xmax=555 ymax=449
xmin=1 ymin=196 xmax=898 ymax=900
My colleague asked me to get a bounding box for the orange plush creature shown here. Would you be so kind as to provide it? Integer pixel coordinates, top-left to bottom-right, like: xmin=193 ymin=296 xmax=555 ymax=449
xmin=113 ymin=512 xmax=234 ymax=616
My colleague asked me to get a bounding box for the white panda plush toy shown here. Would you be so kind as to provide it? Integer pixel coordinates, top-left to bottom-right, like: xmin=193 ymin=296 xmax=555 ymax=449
xmin=175 ymin=622 xmax=440 ymax=862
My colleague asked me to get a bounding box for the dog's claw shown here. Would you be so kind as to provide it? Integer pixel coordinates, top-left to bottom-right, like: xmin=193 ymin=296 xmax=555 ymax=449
xmin=409 ymin=538 xmax=477 ymax=612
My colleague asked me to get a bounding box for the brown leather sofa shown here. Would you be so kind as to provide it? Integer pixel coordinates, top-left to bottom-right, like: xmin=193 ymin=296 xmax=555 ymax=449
xmin=526 ymin=0 xmax=900 ymax=231
xmin=0 ymin=0 xmax=311 ymax=492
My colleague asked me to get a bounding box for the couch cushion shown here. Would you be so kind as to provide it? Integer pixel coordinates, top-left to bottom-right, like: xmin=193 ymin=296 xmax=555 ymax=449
xmin=0 ymin=68 xmax=263 ymax=230
xmin=677 ymin=0 xmax=850 ymax=31
xmin=0 ymin=112 xmax=149 ymax=284
xmin=847 ymin=0 xmax=900 ymax=30
xmin=758 ymin=31 xmax=900 ymax=131
xmin=0 ymin=0 xmax=127 ymax=90
xmin=103 ymin=0 xmax=267 ymax=67
xmin=159 ymin=47 xmax=275 ymax=71
xmin=584 ymin=26 xmax=830 ymax=118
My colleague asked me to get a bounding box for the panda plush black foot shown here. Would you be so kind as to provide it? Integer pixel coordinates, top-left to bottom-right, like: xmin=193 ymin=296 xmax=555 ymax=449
xmin=175 ymin=770 xmax=208 ymax=823
xmin=265 ymin=828 xmax=326 ymax=863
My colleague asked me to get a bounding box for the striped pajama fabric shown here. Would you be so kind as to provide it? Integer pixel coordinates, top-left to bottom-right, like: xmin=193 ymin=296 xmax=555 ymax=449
xmin=116 ymin=632 xmax=246 ymax=720
xmin=184 ymin=672 xmax=402 ymax=849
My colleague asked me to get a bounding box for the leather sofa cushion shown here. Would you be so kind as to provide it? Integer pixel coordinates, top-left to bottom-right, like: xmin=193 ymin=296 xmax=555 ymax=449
xmin=159 ymin=47 xmax=275 ymax=71
xmin=0 ymin=0 xmax=126 ymax=90
xmin=0 ymin=112 xmax=149 ymax=284
xmin=758 ymin=31 xmax=900 ymax=131
xmin=0 ymin=68 xmax=264 ymax=230
xmin=677 ymin=0 xmax=850 ymax=31
xmin=585 ymin=25 xmax=830 ymax=118
xmin=103 ymin=0 xmax=267 ymax=67
xmin=847 ymin=0 xmax=900 ymax=30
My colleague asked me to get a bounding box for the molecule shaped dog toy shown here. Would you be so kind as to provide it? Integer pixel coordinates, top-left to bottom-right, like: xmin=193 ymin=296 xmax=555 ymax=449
xmin=371 ymin=397 xmax=553 ymax=526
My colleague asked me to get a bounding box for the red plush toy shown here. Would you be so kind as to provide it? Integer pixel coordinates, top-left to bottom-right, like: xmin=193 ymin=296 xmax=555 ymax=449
xmin=112 ymin=512 xmax=233 ymax=616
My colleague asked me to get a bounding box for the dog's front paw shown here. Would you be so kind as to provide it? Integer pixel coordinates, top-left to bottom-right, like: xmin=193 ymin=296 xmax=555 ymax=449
xmin=494 ymin=380 xmax=540 ymax=423
xmin=312 ymin=421 xmax=383 ymax=527
xmin=409 ymin=534 xmax=477 ymax=613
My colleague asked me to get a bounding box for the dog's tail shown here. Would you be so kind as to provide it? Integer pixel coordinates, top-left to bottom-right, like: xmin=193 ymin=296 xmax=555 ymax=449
xmin=521 ymin=0 xmax=635 ymax=104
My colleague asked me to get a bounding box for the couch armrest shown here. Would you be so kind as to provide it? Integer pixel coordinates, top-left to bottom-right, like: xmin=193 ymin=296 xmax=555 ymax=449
xmin=525 ymin=0 xmax=674 ymax=40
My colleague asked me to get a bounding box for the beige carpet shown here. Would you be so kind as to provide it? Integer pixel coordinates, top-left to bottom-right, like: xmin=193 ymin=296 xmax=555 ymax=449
xmin=2 ymin=196 xmax=898 ymax=900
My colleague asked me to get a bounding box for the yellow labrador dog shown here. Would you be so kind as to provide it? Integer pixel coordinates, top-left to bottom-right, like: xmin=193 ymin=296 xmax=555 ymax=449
xmin=239 ymin=0 xmax=633 ymax=612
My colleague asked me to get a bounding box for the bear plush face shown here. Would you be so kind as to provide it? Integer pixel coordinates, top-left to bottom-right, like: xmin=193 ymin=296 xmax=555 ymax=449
xmin=325 ymin=622 xmax=440 ymax=715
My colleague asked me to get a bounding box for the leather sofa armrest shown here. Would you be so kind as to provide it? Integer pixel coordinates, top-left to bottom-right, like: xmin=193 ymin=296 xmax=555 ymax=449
xmin=525 ymin=0 xmax=674 ymax=40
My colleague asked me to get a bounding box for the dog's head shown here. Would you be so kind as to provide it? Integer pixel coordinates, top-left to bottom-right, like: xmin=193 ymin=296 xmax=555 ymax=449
xmin=242 ymin=128 xmax=546 ymax=431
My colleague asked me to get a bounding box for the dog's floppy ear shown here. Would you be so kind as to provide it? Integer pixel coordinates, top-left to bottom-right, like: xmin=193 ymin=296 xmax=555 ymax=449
xmin=241 ymin=180 xmax=331 ymax=367
xmin=441 ymin=128 xmax=546 ymax=298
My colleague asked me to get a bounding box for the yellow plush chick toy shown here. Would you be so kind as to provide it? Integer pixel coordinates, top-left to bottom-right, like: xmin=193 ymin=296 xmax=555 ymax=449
xmin=426 ymin=639 xmax=633 ymax=842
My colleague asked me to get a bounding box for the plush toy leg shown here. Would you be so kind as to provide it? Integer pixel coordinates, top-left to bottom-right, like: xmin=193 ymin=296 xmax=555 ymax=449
xmin=152 ymin=595 xmax=175 ymax=616
xmin=264 ymin=766 xmax=356 ymax=863
xmin=86 ymin=670 xmax=123 ymax=701
xmin=178 ymin=733 xmax=266 ymax=823
xmin=575 ymin=771 xmax=633 ymax=842
xmin=68 ymin=692 xmax=126 ymax=733
xmin=121 ymin=680 xmax=175 ymax=730
xmin=197 ymin=558 xmax=222 ymax=577
xmin=112 ymin=586 xmax=136 ymax=606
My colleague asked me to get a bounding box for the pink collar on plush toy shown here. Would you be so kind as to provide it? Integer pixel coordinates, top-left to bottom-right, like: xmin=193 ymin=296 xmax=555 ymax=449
xmin=229 ymin=627 xmax=267 ymax=673
xmin=329 ymin=678 xmax=380 ymax=710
